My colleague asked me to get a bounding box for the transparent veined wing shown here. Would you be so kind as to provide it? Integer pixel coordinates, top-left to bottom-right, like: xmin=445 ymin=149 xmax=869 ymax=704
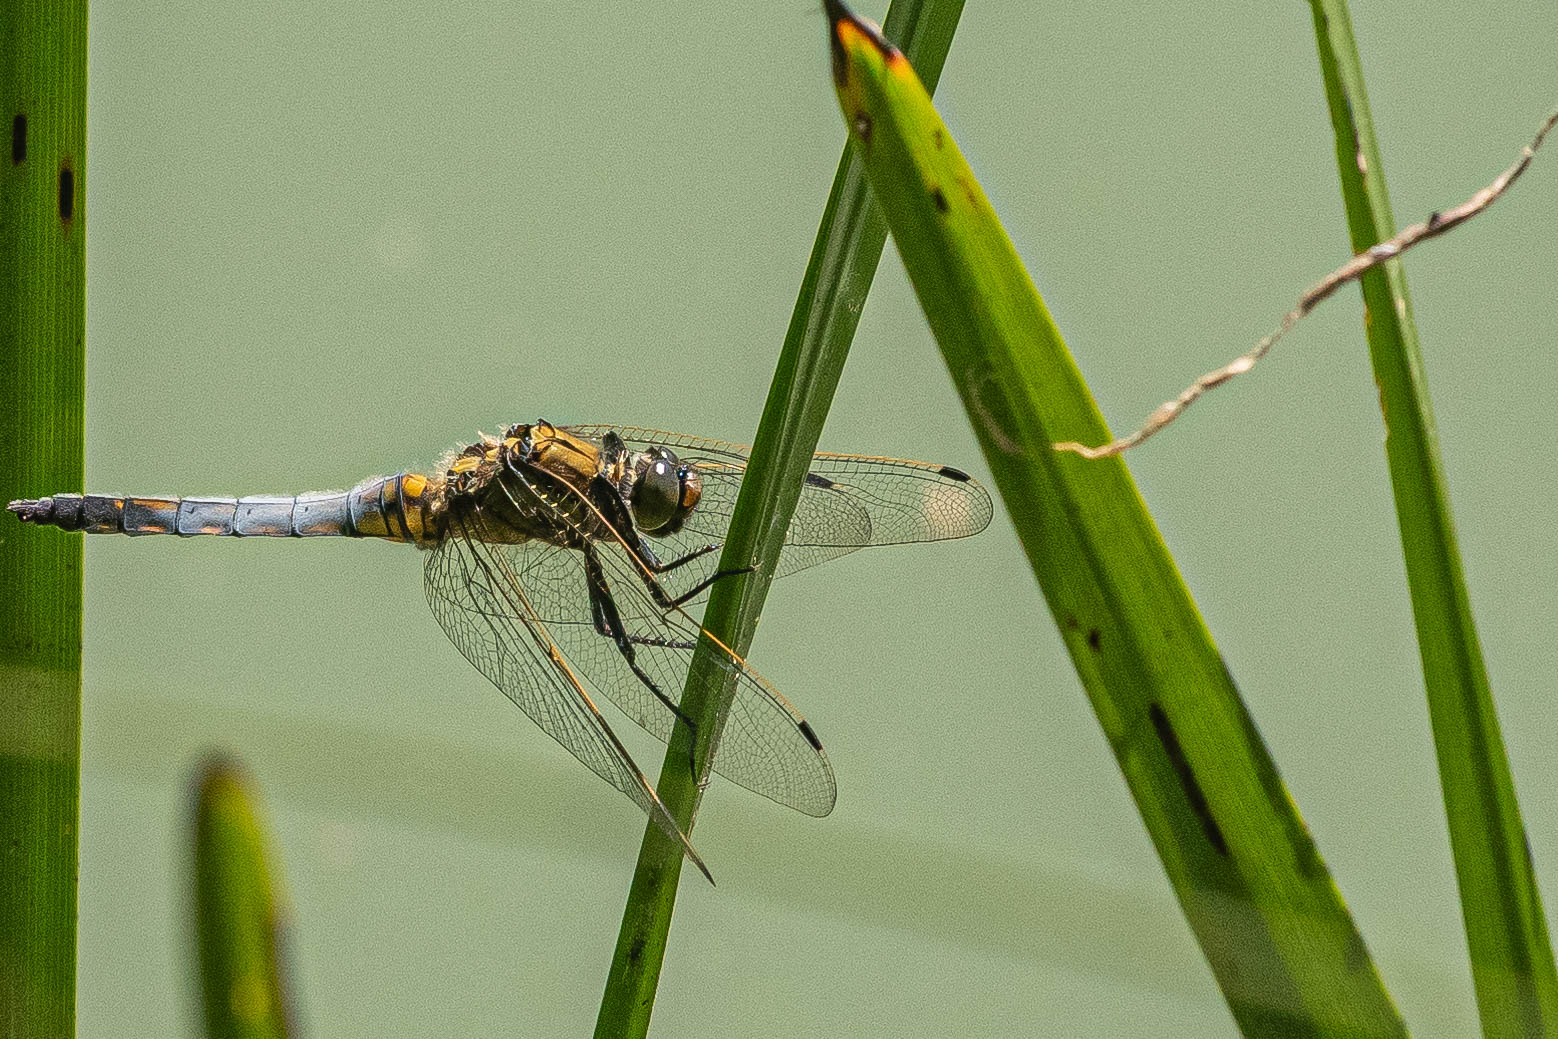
xmin=467 ymin=479 xmax=837 ymax=818
xmin=562 ymin=425 xmax=994 ymax=594
xmin=423 ymin=503 xmax=712 ymax=880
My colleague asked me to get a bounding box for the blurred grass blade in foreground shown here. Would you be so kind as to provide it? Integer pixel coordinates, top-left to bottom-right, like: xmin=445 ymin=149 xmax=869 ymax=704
xmin=825 ymin=1 xmax=1405 ymax=1033
xmin=192 ymin=758 xmax=296 ymax=1039
xmin=1309 ymin=2 xmax=1558 ymax=1033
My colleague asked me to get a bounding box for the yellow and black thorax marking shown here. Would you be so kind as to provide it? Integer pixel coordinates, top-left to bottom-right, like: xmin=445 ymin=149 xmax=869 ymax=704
xmin=439 ymin=421 xmax=609 ymax=546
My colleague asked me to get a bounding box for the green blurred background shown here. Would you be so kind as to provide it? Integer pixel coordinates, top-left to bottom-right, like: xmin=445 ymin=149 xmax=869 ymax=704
xmin=76 ymin=1 xmax=1556 ymax=1035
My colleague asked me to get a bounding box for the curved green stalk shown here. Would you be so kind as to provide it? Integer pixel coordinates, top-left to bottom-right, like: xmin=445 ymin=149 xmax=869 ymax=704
xmin=0 ymin=7 xmax=87 ymax=1038
xmin=191 ymin=759 xmax=296 ymax=1039
xmin=593 ymin=3 xmax=966 ymax=1035
xmin=1309 ymin=4 xmax=1558 ymax=1034
xmin=826 ymin=2 xmax=1405 ymax=1033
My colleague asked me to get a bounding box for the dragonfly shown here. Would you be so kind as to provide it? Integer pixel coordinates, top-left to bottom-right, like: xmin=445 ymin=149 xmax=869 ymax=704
xmin=8 ymin=420 xmax=992 ymax=879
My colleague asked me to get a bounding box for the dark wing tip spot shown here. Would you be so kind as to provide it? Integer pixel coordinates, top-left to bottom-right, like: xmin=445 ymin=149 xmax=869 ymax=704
xmin=798 ymin=720 xmax=823 ymax=752
xmin=804 ymin=472 xmax=836 ymax=490
xmin=1086 ymin=628 xmax=1101 ymax=651
xmin=930 ymin=186 xmax=949 ymax=213
xmin=937 ymin=466 xmax=972 ymax=482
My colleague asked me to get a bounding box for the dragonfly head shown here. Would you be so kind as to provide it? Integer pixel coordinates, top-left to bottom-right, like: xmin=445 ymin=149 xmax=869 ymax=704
xmin=629 ymin=447 xmax=701 ymax=537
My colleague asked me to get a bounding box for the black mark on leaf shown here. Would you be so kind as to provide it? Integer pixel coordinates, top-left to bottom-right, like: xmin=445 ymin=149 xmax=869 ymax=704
xmin=58 ymin=164 xmax=75 ymax=222
xmin=1149 ymin=703 xmax=1228 ymax=856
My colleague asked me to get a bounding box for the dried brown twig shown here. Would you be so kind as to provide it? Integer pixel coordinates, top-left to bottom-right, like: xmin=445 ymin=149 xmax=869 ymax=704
xmin=1055 ymin=106 xmax=1558 ymax=460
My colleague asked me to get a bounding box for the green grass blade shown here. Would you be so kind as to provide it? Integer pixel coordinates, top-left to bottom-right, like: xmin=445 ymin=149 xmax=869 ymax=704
xmin=825 ymin=3 xmax=1406 ymax=1033
xmin=191 ymin=759 xmax=296 ymax=1039
xmin=593 ymin=3 xmax=966 ymax=1035
xmin=1308 ymin=4 xmax=1558 ymax=1034
xmin=0 ymin=7 xmax=87 ymax=1038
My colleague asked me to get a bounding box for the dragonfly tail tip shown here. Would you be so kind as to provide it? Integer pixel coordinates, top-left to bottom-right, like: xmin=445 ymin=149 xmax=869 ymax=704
xmin=7 ymin=498 xmax=47 ymax=522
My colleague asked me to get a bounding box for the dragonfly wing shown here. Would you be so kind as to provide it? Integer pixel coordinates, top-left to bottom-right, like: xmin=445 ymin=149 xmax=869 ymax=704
xmin=423 ymin=507 xmax=710 ymax=879
xmin=562 ymin=425 xmax=994 ymax=586
xmin=492 ymin=532 xmax=838 ymax=818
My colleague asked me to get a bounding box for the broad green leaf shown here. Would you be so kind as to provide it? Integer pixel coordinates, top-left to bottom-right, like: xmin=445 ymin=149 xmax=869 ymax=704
xmin=826 ymin=1 xmax=1405 ymax=1033
xmin=1309 ymin=3 xmax=1558 ymax=1034
xmin=595 ymin=3 xmax=966 ymax=1036
xmin=0 ymin=6 xmax=87 ymax=1038
xmin=192 ymin=759 xmax=295 ymax=1039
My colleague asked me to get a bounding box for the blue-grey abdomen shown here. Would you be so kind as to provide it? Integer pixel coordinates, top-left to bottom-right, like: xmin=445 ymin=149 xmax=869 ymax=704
xmin=7 ymin=474 xmax=439 ymax=543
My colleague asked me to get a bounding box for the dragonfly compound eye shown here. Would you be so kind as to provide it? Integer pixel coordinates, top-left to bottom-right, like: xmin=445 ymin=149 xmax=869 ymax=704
xmin=631 ymin=457 xmax=682 ymax=533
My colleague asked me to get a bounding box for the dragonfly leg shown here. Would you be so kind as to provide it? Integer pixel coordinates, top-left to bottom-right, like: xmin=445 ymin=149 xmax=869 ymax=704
xmin=640 ymin=541 xmax=720 ymax=574
xmin=584 ymin=473 xmax=752 ymax=610
xmin=628 ymin=552 xmax=752 ymax=610
xmin=629 ymin=530 xmax=755 ymax=606
xmin=590 ymin=600 xmax=697 ymax=651
xmin=581 ymin=544 xmax=701 ymax=776
xmin=585 ymin=473 xmax=703 ymax=610
xmin=667 ymin=566 xmax=754 ymax=607
xmin=585 ymin=475 xmax=679 ymax=605
xmin=623 ymin=631 xmax=697 ymax=651
xmin=643 ymin=546 xmax=761 ymax=609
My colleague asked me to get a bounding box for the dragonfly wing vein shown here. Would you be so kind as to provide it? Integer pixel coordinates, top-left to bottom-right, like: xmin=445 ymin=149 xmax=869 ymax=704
xmin=491 ymin=532 xmax=838 ymax=818
xmin=562 ymin=425 xmax=993 ymax=593
xmin=423 ymin=508 xmax=707 ymax=873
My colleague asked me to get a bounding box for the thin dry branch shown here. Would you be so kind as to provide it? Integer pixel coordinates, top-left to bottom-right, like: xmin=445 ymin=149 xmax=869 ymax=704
xmin=1056 ymin=106 xmax=1558 ymax=460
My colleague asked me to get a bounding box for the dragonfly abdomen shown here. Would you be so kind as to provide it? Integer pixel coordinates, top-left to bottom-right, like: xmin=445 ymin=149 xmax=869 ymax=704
xmin=6 ymin=473 xmax=441 ymax=543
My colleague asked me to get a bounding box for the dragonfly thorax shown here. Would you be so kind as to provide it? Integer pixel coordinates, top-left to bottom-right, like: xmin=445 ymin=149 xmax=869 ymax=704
xmin=435 ymin=423 xmax=605 ymax=546
xmin=434 ymin=421 xmax=702 ymax=549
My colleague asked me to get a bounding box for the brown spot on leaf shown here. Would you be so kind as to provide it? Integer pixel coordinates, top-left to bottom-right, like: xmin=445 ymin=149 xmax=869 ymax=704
xmin=853 ymin=111 xmax=872 ymax=146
